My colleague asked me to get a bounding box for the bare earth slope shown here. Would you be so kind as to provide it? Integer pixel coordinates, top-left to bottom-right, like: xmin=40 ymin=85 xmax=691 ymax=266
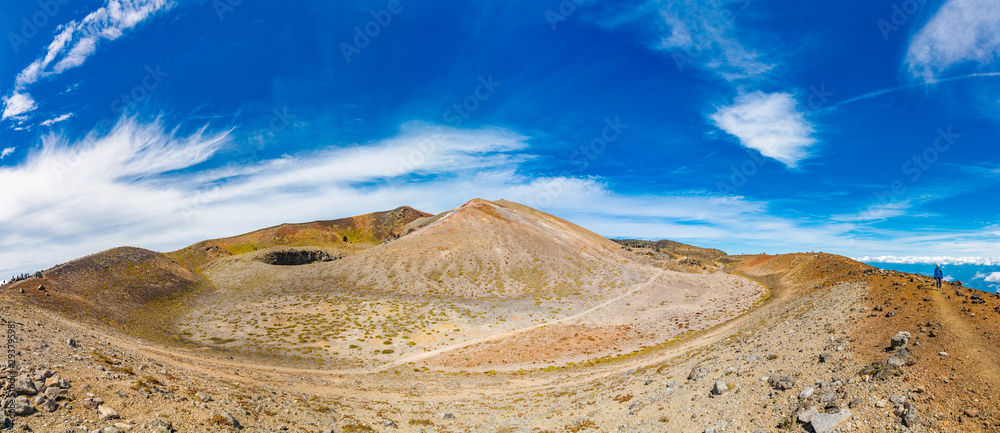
xmin=166 ymin=206 xmax=431 ymax=270
xmin=187 ymin=199 xmax=764 ymax=370
xmin=5 ymin=246 xmax=204 ymax=341
xmin=5 ymin=202 xmax=996 ymax=431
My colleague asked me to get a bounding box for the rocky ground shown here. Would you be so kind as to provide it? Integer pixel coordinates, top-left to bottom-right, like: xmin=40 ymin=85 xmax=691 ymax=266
xmin=7 ymin=252 xmax=994 ymax=432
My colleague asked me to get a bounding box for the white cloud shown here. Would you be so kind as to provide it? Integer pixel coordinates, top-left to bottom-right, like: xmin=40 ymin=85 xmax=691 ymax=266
xmin=906 ymin=0 xmax=1000 ymax=81
xmin=6 ymin=0 xmax=173 ymax=123
xmin=854 ymin=256 xmax=1000 ymax=266
xmin=943 ymin=275 xmax=955 ymax=282
xmin=974 ymin=271 xmax=1000 ymax=282
xmin=0 ymin=147 xmax=15 ymax=160
xmin=709 ymin=92 xmax=816 ymax=168
xmin=601 ymin=0 xmax=772 ymax=81
xmin=39 ymin=113 xmax=75 ymax=127
xmin=2 ymin=92 xmax=38 ymax=120
xmin=832 ymin=201 xmax=912 ymax=222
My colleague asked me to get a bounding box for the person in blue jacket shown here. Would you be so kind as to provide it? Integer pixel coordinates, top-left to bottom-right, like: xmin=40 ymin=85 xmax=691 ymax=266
xmin=934 ymin=264 xmax=943 ymax=289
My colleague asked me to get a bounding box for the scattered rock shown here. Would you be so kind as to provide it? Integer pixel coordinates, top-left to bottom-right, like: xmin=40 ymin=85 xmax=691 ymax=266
xmin=799 ymin=387 xmax=815 ymax=400
xmin=82 ymin=398 xmax=103 ymax=409
xmin=195 ymin=391 xmax=212 ymax=402
xmin=903 ymin=407 xmax=922 ymax=427
xmin=442 ymin=413 xmax=455 ymax=420
xmin=768 ymin=375 xmax=795 ymax=390
xmin=10 ymin=396 xmax=33 ymax=416
xmin=215 ymin=411 xmax=241 ymax=429
xmin=41 ymin=398 xmax=57 ymax=413
xmin=810 ymin=409 xmax=852 ymax=433
xmin=103 ymin=427 xmax=121 ymax=433
xmin=711 ymin=381 xmax=728 ymax=396
xmin=889 ymin=395 xmax=906 ymax=405
xmin=67 ymin=338 xmax=77 ymax=348
xmin=382 ymin=419 xmax=398 ymax=428
xmin=887 ymin=356 xmax=905 ymax=368
xmin=890 ymin=331 xmax=911 ymax=350
xmin=13 ymin=376 xmax=36 ymax=396
xmin=797 ymin=406 xmax=819 ymax=423
xmin=152 ymin=419 xmax=173 ymax=433
xmin=963 ymin=408 xmax=980 ymax=418
xmin=939 ymin=352 xmax=948 ymax=356
xmin=98 ymin=405 xmax=119 ymax=420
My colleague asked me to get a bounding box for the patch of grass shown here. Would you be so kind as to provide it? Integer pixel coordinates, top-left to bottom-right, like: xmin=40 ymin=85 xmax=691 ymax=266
xmin=612 ymin=394 xmax=633 ymax=403
xmin=565 ymin=419 xmax=597 ymax=432
xmin=341 ymin=425 xmax=375 ymax=433
xmin=408 ymin=419 xmax=434 ymax=426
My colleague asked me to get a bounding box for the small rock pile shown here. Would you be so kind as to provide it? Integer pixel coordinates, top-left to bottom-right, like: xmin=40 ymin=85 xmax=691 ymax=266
xmin=2 ymin=367 xmax=72 ymax=416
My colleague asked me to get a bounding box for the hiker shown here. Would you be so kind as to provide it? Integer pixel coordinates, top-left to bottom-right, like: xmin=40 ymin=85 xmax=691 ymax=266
xmin=934 ymin=264 xmax=943 ymax=289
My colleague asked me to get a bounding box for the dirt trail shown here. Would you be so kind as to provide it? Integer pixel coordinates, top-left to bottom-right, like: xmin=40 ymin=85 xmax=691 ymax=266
xmin=928 ymin=287 xmax=1000 ymax=386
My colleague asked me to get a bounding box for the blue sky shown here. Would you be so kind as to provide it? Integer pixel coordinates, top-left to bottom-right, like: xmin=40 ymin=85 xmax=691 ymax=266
xmin=1 ymin=0 xmax=999 ymax=278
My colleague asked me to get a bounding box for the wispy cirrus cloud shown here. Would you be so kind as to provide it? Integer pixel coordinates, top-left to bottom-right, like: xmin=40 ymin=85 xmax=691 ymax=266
xmin=39 ymin=113 xmax=76 ymax=127
xmin=0 ymin=147 xmax=15 ymax=160
xmin=3 ymin=0 xmax=174 ymax=122
xmin=709 ymin=91 xmax=816 ymax=168
xmin=906 ymin=0 xmax=1000 ymax=82
xmin=599 ymin=0 xmax=771 ymax=81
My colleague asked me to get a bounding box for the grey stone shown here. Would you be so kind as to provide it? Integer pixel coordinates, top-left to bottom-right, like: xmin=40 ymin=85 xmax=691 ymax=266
xmin=67 ymin=338 xmax=77 ymax=348
xmin=890 ymin=331 xmax=911 ymax=350
xmin=768 ymin=375 xmax=795 ymax=390
xmin=889 ymin=395 xmax=906 ymax=405
xmin=903 ymin=407 xmax=921 ymax=427
xmin=98 ymin=405 xmax=119 ymax=420
xmin=195 ymin=391 xmax=212 ymax=402
xmin=152 ymin=419 xmax=173 ymax=433
xmin=704 ymin=420 xmax=729 ymax=433
xmin=797 ymin=406 xmax=819 ymax=423
xmin=42 ymin=398 xmax=57 ymax=413
xmin=0 ymin=409 xmax=8 ymax=428
xmin=217 ymin=411 xmax=241 ymax=429
xmin=442 ymin=413 xmax=455 ymax=420
xmin=82 ymin=398 xmax=103 ymax=409
xmin=819 ymin=392 xmax=837 ymax=404
xmin=9 ymin=396 xmax=33 ymax=416
xmin=798 ymin=387 xmax=815 ymax=400
xmin=810 ymin=409 xmax=852 ymax=433
xmin=13 ymin=376 xmax=36 ymax=396
xmin=688 ymin=366 xmax=702 ymax=381
xmin=103 ymin=427 xmax=121 ymax=433
xmin=712 ymin=381 xmax=728 ymax=396
xmin=44 ymin=386 xmax=63 ymax=401
xmin=887 ymin=356 xmax=904 ymax=368
xmin=383 ymin=419 xmax=398 ymax=428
